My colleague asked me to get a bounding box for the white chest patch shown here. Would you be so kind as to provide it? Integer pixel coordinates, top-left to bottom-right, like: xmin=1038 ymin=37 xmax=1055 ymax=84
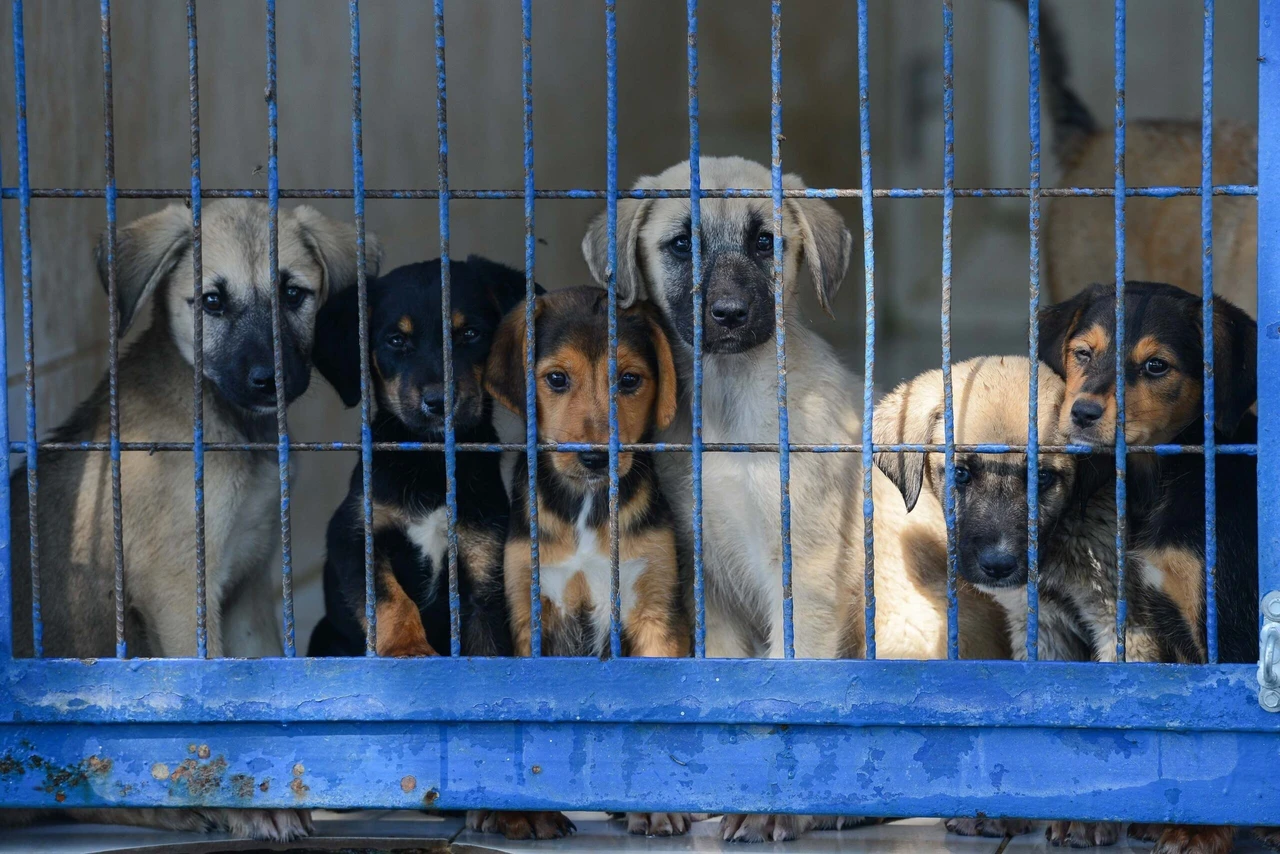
xmin=406 ymin=505 xmax=450 ymax=586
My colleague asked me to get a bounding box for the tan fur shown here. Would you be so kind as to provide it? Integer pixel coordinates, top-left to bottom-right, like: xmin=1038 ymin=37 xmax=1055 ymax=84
xmin=1136 ymin=545 xmax=1207 ymax=663
xmin=369 ymin=561 xmax=436 ymax=658
xmin=1045 ymin=121 xmax=1257 ymax=317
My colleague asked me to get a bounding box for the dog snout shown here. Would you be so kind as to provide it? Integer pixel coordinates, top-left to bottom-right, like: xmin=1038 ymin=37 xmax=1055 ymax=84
xmin=248 ymin=365 xmax=277 ymax=396
xmin=710 ymin=296 xmax=749 ymax=330
xmin=421 ymin=391 xmax=446 ymax=417
xmin=577 ymin=451 xmax=609 ymax=472
xmin=976 ymin=545 xmax=1020 ymax=581
xmin=1070 ymin=398 xmax=1104 ymax=429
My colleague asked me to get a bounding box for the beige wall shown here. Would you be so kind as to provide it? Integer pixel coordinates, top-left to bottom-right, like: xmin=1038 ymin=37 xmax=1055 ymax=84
xmin=0 ymin=0 xmax=1259 ymax=645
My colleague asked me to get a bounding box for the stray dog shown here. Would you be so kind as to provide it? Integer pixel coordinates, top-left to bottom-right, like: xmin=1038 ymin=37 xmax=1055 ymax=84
xmin=307 ymin=257 xmax=530 ymax=660
xmin=484 ymin=285 xmax=690 ymax=838
xmin=1005 ymin=0 xmax=1257 ymax=316
xmin=6 ymin=201 xmax=376 ymax=841
xmin=583 ymin=157 xmax=1008 ymax=843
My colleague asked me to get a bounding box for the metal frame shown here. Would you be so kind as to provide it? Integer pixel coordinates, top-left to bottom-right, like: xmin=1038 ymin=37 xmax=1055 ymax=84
xmin=1 ymin=0 xmax=1278 ymax=826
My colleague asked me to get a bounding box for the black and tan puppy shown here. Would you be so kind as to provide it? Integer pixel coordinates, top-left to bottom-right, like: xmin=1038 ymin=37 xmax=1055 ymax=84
xmin=307 ymin=256 xmax=530 ymax=660
xmin=482 ymin=285 xmax=690 ymax=838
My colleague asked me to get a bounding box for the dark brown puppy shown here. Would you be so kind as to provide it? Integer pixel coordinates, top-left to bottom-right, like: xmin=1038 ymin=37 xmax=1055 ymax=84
xmin=484 ymin=286 xmax=690 ymax=838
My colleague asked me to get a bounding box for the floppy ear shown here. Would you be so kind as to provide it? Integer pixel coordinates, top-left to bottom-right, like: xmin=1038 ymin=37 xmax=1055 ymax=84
xmin=872 ymin=374 xmax=941 ymax=512
xmin=484 ymin=298 xmax=541 ymax=416
xmin=581 ymin=185 xmax=656 ymax=308
xmin=641 ymin=307 xmax=680 ymax=431
xmin=464 ymin=254 xmax=543 ymax=315
xmin=784 ymin=184 xmax=852 ymax=317
xmin=1036 ymin=284 xmax=1103 ymax=377
xmin=99 ymin=204 xmax=191 ymax=334
xmin=312 ymin=281 xmax=375 ymax=407
xmin=293 ymin=205 xmax=384 ymax=299
xmin=1209 ymin=293 xmax=1257 ymax=436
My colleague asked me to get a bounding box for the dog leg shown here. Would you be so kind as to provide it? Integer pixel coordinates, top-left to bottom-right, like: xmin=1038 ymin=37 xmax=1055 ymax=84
xmin=467 ymin=809 xmax=575 ymax=840
xmin=947 ymin=817 xmax=1035 ymax=839
xmin=59 ymin=807 xmax=312 ymax=841
xmin=1149 ymin=825 xmax=1236 ymax=854
xmin=720 ymin=813 xmax=815 ymax=843
xmin=1045 ymin=820 xmax=1120 ymax=847
xmin=1255 ymin=827 xmax=1280 ymax=850
xmin=221 ymin=568 xmax=284 ymax=658
xmin=624 ymin=811 xmax=691 ymax=837
xmin=140 ymin=588 xmax=224 ymax=659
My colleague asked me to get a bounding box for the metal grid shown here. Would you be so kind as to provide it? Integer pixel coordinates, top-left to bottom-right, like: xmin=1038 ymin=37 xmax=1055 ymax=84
xmin=0 ymin=0 xmax=1277 ymax=826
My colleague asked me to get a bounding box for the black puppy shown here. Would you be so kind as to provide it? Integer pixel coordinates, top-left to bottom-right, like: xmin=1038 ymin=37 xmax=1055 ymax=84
xmin=307 ymin=256 xmax=534 ymax=658
xmin=1040 ymin=281 xmax=1258 ymax=665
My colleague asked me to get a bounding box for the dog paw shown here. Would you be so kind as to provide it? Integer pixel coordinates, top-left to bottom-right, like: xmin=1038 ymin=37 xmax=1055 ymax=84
xmin=1046 ymin=820 xmax=1119 ymax=847
xmin=1151 ymin=825 xmax=1235 ymax=854
xmin=1128 ymin=822 xmax=1166 ymax=842
xmin=810 ymin=815 xmax=881 ymax=831
xmin=470 ymin=810 xmax=575 ymax=840
xmin=626 ymin=812 xmax=691 ymax=836
xmin=206 ymin=808 xmax=314 ymax=841
xmin=1254 ymin=827 xmax=1280 ymax=850
xmin=947 ymin=817 xmax=1033 ymax=838
xmin=720 ymin=813 xmax=814 ymax=843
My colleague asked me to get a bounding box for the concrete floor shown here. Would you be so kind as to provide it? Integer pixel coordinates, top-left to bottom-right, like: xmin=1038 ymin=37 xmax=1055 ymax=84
xmin=1 ymin=813 xmax=1274 ymax=853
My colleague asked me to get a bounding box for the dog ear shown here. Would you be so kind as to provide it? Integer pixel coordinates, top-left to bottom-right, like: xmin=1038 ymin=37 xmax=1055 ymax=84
xmin=99 ymin=204 xmax=191 ymax=334
xmin=485 ymin=297 xmax=541 ymax=416
xmin=638 ymin=305 xmax=680 ymax=431
xmin=872 ymin=373 xmax=941 ymax=512
xmin=1037 ymin=285 xmax=1105 ymax=377
xmin=581 ymin=180 xmax=657 ymax=308
xmin=1208 ymin=293 xmax=1257 ymax=436
xmin=784 ymin=179 xmax=852 ymax=318
xmin=312 ymin=280 xmax=376 ymax=408
xmin=464 ymin=254 xmax=540 ymax=316
xmin=293 ymin=205 xmax=384 ymax=299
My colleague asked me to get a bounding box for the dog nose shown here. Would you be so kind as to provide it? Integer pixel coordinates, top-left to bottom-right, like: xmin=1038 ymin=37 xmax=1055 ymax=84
xmin=421 ymin=392 xmax=446 ymax=417
xmin=1071 ymin=398 xmax=1104 ymax=429
xmin=710 ymin=297 xmax=749 ymax=330
xmin=577 ymin=451 xmax=609 ymax=471
xmin=248 ymin=366 xmax=276 ymax=395
xmin=976 ymin=547 xmax=1019 ymax=581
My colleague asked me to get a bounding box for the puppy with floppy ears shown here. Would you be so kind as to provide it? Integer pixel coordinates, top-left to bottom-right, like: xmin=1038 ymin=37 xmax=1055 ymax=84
xmin=5 ymin=200 xmax=376 ymax=842
xmin=307 ymin=256 xmax=535 ymax=661
xmin=484 ymin=286 xmax=691 ymax=838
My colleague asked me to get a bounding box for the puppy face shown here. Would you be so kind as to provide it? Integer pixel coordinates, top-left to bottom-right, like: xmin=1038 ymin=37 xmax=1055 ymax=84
xmin=314 ymin=256 xmax=529 ymax=435
xmin=101 ymin=201 xmax=379 ymax=414
xmin=486 ymin=287 xmax=678 ymax=485
xmin=581 ymin=157 xmax=852 ymax=355
xmin=874 ymin=356 xmax=1076 ymax=589
xmin=1039 ymin=282 xmax=1257 ymax=445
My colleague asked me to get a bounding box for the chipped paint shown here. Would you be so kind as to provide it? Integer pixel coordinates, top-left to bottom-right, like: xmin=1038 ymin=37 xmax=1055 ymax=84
xmin=401 ymin=775 xmax=416 ymax=793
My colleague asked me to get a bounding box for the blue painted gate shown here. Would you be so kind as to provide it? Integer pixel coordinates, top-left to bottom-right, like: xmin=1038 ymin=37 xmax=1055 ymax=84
xmin=1 ymin=0 xmax=1279 ymax=827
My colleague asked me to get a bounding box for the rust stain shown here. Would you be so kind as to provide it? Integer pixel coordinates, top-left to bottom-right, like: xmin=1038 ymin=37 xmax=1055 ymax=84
xmin=187 ymin=744 xmax=197 ymax=754
xmin=168 ymin=755 xmax=228 ymax=798
xmin=531 ymin=765 xmax=542 ymax=775
xmin=423 ymin=788 xmax=439 ymax=806
xmin=401 ymin=775 xmax=417 ymax=793
xmin=292 ymin=763 xmax=305 ymax=777
xmin=259 ymin=779 xmax=271 ymax=793
xmin=289 ymin=777 xmax=310 ymax=799
xmin=36 ymin=755 xmax=111 ymax=798
xmin=150 ymin=763 xmax=169 ymax=781
xmin=197 ymin=745 xmax=211 ymax=760
xmin=54 ymin=792 xmax=65 ymax=803
xmin=0 ymin=755 xmax=25 ymax=777
xmin=231 ymin=774 xmax=255 ymax=799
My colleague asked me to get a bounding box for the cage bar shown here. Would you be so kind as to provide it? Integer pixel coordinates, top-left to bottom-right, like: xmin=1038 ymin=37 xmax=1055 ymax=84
xmin=1113 ymin=0 xmax=1129 ymax=662
xmin=0 ymin=9 xmax=9 ymax=661
xmin=187 ymin=0 xmax=209 ymax=659
xmin=687 ymin=0 xmax=707 ymax=659
xmin=1258 ymin=0 xmax=1280 ymax=630
xmin=940 ymin=0 xmax=960 ymax=661
xmin=1024 ymin=0 xmax=1042 ymax=661
xmin=857 ymin=0 xmax=876 ymax=660
xmin=1201 ymin=0 xmax=1219 ymax=665
xmin=522 ymin=0 xmax=542 ymax=658
xmin=605 ymin=0 xmax=622 ymax=659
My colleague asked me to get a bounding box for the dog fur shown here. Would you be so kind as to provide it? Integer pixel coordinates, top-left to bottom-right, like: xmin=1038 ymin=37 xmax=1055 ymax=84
xmin=5 ymin=200 xmax=377 ymax=841
xmin=583 ymin=157 xmax=1008 ymax=843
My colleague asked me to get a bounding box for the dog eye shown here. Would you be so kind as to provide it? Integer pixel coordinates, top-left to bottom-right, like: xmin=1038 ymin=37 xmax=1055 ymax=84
xmin=386 ymin=333 xmax=408 ymax=350
xmin=618 ymin=372 xmax=642 ymax=392
xmin=1072 ymin=348 xmax=1092 ymax=365
xmin=755 ymin=232 xmax=774 ymax=253
xmin=1143 ymin=357 xmax=1170 ymax=377
xmin=283 ymin=285 xmax=306 ymax=310
xmin=1037 ymin=469 xmax=1057 ymax=490
xmin=668 ymin=234 xmax=693 ymax=258
xmin=456 ymin=327 xmax=481 ymax=344
xmin=201 ymin=292 xmax=224 ymax=315
xmin=545 ymin=371 xmax=569 ymax=392
xmin=952 ymin=466 xmax=971 ymax=486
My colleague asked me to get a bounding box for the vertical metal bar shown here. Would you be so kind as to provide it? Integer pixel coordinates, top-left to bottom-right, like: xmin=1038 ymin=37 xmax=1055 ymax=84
xmin=99 ymin=0 xmax=126 ymax=659
xmin=1201 ymin=0 xmax=1219 ymax=664
xmin=1113 ymin=0 xmax=1129 ymax=662
xmin=1024 ymin=0 xmax=1042 ymax=662
xmin=265 ymin=0 xmax=295 ymax=657
xmin=771 ymin=0 xmax=794 ymax=660
xmin=433 ymin=0 xmax=461 ymax=658
xmin=0 ymin=18 xmax=9 ymax=661
xmin=687 ymin=0 xmax=706 ymax=659
xmin=1258 ymin=0 xmax=1280 ymax=665
xmin=11 ymin=0 xmax=39 ymax=658
xmin=605 ymin=0 xmax=622 ymax=660
xmin=941 ymin=0 xmax=960 ymax=661
xmin=522 ymin=0 xmax=542 ymax=658
xmin=187 ymin=0 xmax=209 ymax=659
xmin=857 ymin=0 xmax=876 ymax=661
xmin=348 ymin=0 xmax=376 ymax=657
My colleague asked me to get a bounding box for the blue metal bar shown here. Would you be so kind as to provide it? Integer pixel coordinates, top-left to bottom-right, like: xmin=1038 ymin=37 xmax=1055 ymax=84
xmin=11 ymin=0 xmax=38 ymax=658
xmin=1024 ymin=0 xmax=1042 ymax=662
xmin=605 ymin=0 xmax=622 ymax=659
xmin=0 ymin=185 xmax=1257 ymax=201
xmin=348 ymin=0 xmax=376 ymax=657
xmin=100 ymin=0 xmax=126 ymax=660
xmin=187 ymin=0 xmax=208 ymax=660
xmin=771 ymin=0 xmax=794 ymax=660
xmin=1259 ymin=0 xmax=1280 ymax=635
xmin=264 ymin=0 xmax=295 ymax=658
xmin=1113 ymin=0 xmax=1129 ymax=662
xmin=857 ymin=0 xmax=876 ymax=661
xmin=940 ymin=0 xmax=959 ymax=661
xmin=687 ymin=0 xmax=706 ymax=660
xmin=522 ymin=0 xmax=542 ymax=658
xmin=1200 ymin=0 xmax=1218 ymax=665
xmin=434 ymin=0 xmax=462 ymax=658
xmin=0 ymin=10 xmax=9 ymax=661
